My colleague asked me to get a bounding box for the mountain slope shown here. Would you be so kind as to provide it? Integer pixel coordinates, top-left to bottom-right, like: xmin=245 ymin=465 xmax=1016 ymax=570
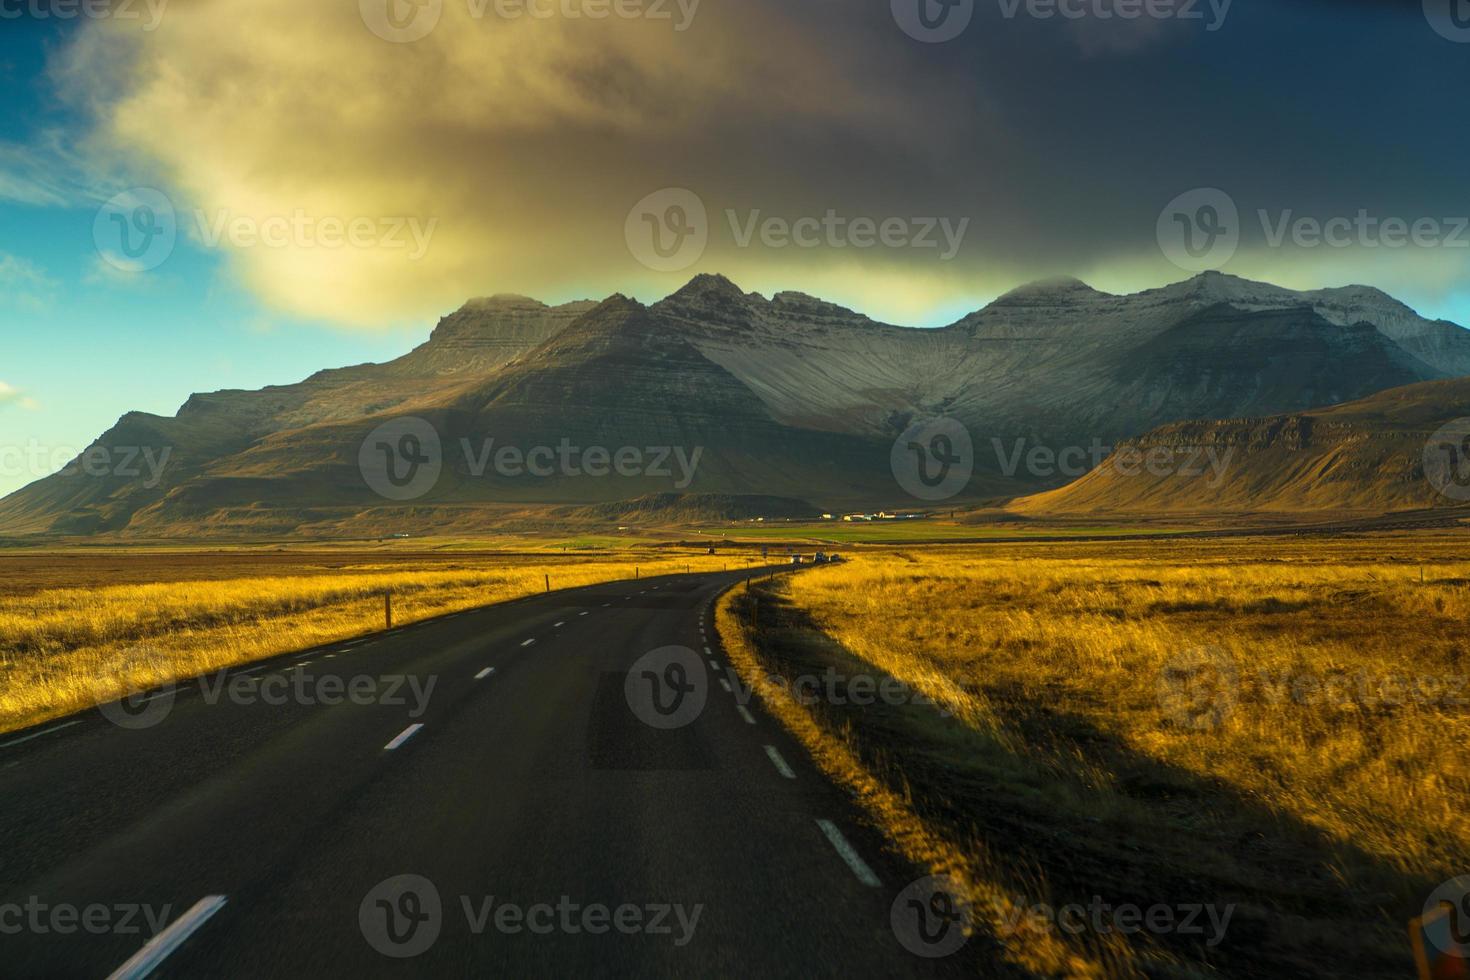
xmin=1012 ymin=377 xmax=1470 ymax=516
xmin=2 ymin=272 xmax=1466 ymax=535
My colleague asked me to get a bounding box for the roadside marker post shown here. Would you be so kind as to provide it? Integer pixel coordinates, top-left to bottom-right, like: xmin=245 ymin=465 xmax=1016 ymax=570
xmin=385 ymin=591 xmax=393 ymax=630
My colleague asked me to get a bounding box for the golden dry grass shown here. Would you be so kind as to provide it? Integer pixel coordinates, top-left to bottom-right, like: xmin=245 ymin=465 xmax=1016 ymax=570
xmin=0 ymin=549 xmax=731 ymax=734
xmin=718 ymin=535 xmax=1470 ymax=978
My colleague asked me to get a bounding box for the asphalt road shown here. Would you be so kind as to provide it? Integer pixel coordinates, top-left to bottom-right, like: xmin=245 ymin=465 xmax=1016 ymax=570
xmin=0 ymin=569 xmax=977 ymax=978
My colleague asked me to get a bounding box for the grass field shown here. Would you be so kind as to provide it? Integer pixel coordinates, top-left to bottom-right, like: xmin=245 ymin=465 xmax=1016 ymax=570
xmin=717 ymin=534 xmax=1469 ymax=978
xmin=0 ymin=545 xmax=732 ymax=735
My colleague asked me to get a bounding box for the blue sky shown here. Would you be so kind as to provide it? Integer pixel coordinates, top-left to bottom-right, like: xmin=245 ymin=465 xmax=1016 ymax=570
xmin=3 ymin=1 xmax=1470 ymax=499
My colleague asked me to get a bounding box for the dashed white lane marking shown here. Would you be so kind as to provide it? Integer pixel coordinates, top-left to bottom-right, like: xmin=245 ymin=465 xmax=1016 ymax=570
xmin=475 ymin=667 xmax=496 ymax=680
xmin=521 ymin=639 xmax=537 ymax=648
xmin=719 ymin=679 xmax=733 ymax=693
xmin=580 ymin=611 xmax=590 ymax=616
xmin=708 ymin=660 xmax=719 ymax=671
xmin=764 ymin=745 xmax=795 ymax=779
xmin=815 ymin=820 xmax=882 ymax=887
xmin=0 ymin=719 xmax=83 ymax=750
xmin=554 ymin=621 xmax=566 ymax=628
xmin=106 ymin=894 xmax=228 ymax=980
xmin=736 ymin=705 xmax=756 ymax=725
xmin=384 ymin=724 xmax=425 ymax=751
xmin=703 ymin=646 xmax=712 ymax=656
xmin=602 ymin=603 xmax=611 ymax=608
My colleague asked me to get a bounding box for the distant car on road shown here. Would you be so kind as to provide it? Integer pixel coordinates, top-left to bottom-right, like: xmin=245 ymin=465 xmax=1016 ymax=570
xmin=791 ymin=555 xmax=803 ymax=565
xmin=814 ymin=552 xmax=828 ymax=564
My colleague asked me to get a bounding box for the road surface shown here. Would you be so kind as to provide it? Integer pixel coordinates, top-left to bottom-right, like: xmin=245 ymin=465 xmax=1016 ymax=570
xmin=0 ymin=569 xmax=979 ymax=977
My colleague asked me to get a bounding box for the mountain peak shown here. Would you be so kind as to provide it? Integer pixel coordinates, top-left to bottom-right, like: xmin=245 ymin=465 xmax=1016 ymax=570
xmin=463 ymin=293 xmax=547 ymax=309
xmin=991 ymin=276 xmax=1105 ymax=306
xmin=669 ymin=273 xmax=756 ymax=304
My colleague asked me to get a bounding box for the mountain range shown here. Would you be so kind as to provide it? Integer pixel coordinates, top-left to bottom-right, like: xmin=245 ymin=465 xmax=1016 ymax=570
xmin=3 ymin=271 xmax=1468 ymax=536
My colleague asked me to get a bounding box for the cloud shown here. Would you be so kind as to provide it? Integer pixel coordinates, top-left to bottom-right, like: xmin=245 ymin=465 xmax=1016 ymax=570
xmin=52 ymin=1 xmax=989 ymax=326
xmin=0 ymin=253 xmax=59 ymax=310
xmin=0 ymin=382 xmax=39 ymax=412
xmin=37 ymin=0 xmax=1470 ymax=329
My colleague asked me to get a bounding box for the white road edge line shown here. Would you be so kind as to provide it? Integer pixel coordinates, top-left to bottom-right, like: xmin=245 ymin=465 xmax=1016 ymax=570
xmin=737 ymin=705 xmax=756 ymax=725
xmin=475 ymin=667 xmax=496 ymax=680
xmin=0 ymin=719 xmax=83 ymax=750
xmin=106 ymin=895 xmax=228 ymax=980
xmin=815 ymin=820 xmax=882 ymax=887
xmin=384 ymin=724 xmax=425 ymax=751
xmin=238 ymin=666 xmax=266 ymax=675
xmin=764 ymin=745 xmax=795 ymax=779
